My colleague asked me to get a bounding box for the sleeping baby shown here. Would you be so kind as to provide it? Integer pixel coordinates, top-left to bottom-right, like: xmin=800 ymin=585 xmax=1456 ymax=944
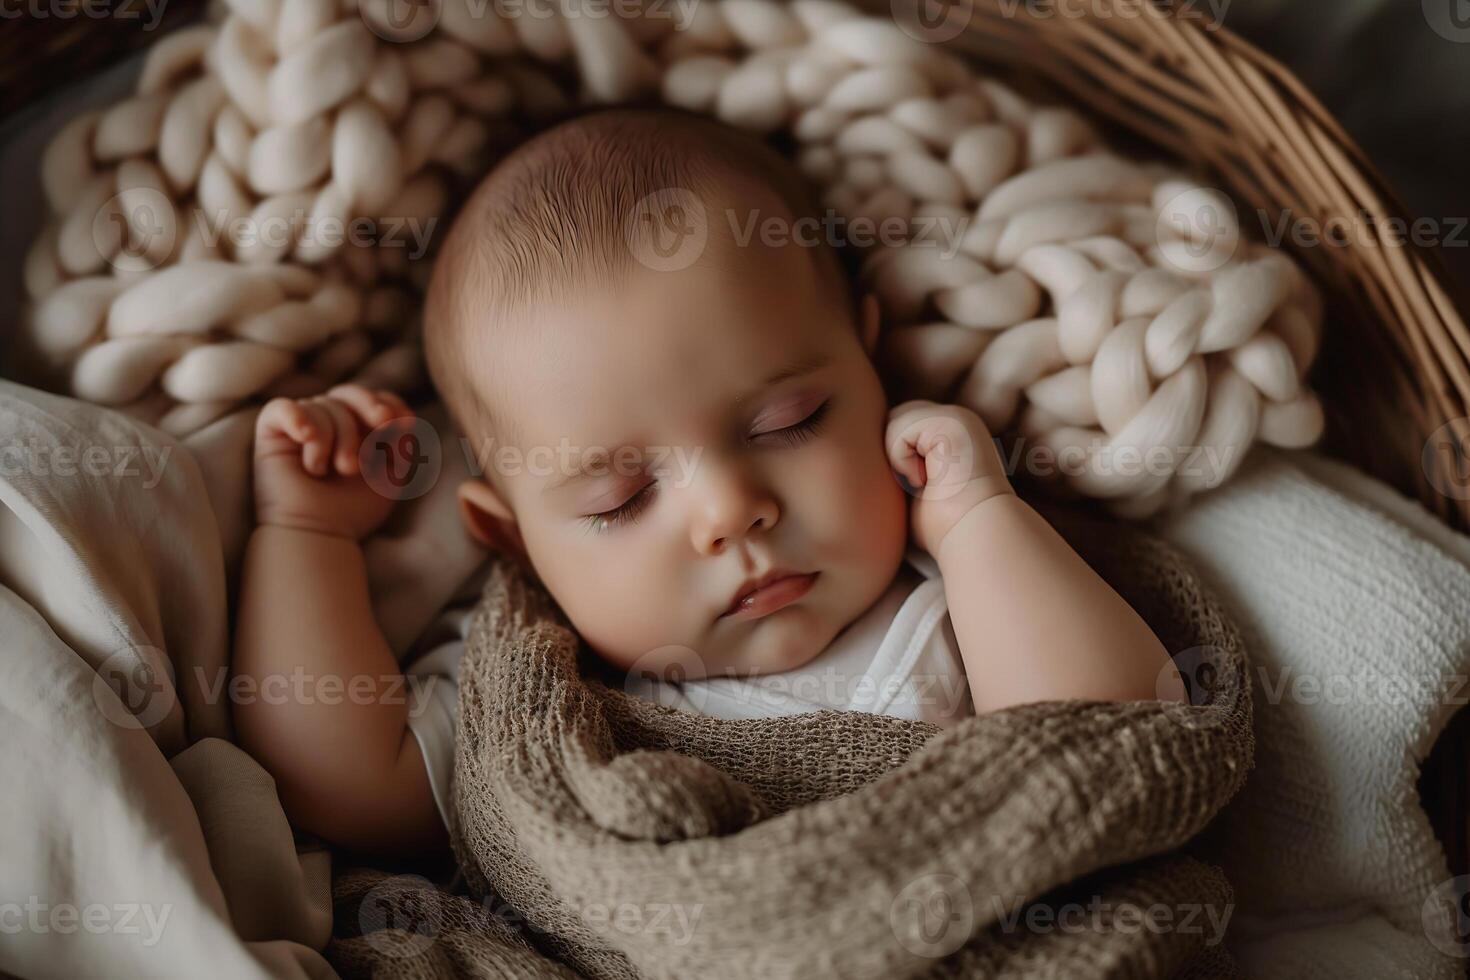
xmin=234 ymin=106 xmax=1184 ymax=860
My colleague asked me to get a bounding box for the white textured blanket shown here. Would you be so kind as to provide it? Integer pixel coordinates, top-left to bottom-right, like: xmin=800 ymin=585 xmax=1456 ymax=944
xmin=1 ymin=382 xmax=1467 ymax=979
xmin=1159 ymin=449 xmax=1470 ymax=979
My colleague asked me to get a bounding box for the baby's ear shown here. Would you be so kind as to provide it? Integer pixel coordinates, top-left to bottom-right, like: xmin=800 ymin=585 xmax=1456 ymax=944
xmin=457 ymin=479 xmax=526 ymax=560
xmin=859 ymin=292 xmax=881 ymax=356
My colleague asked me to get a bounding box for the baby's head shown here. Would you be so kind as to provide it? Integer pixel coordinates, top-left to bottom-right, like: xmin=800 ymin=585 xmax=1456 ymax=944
xmin=424 ymin=106 xmax=908 ymax=680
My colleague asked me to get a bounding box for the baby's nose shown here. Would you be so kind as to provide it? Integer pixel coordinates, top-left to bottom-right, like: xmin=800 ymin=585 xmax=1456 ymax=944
xmin=698 ymin=512 xmax=773 ymax=555
xmin=690 ymin=481 xmax=779 ymax=556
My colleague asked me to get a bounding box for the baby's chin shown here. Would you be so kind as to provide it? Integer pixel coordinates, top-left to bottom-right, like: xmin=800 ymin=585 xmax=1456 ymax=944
xmin=710 ymin=604 xmax=843 ymax=678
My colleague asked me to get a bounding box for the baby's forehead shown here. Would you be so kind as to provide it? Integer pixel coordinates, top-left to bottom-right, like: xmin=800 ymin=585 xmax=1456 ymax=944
xmin=469 ymin=240 xmax=842 ymax=458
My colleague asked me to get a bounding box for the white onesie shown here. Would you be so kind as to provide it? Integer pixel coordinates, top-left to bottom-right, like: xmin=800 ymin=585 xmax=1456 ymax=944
xmin=405 ymin=550 xmax=971 ymax=828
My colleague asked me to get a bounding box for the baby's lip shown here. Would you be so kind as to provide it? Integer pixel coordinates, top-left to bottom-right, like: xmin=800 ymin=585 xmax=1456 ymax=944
xmin=721 ymin=569 xmax=819 ymax=620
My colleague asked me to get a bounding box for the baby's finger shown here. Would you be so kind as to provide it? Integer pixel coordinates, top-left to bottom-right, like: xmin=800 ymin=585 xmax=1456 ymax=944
xmin=297 ymin=401 xmax=335 ymax=476
xmin=315 ymin=398 xmax=362 ymax=476
xmin=893 ymin=446 xmax=927 ymax=492
xmin=884 ymin=424 xmax=928 ymax=491
xmin=326 ymin=383 xmax=395 ymax=428
xmin=257 ymin=397 xmax=314 ymax=444
xmin=916 ymin=416 xmax=977 ymax=488
xmin=373 ymin=389 xmax=413 ymax=419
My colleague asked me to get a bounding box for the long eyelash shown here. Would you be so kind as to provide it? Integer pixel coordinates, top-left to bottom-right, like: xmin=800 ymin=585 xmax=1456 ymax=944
xmin=583 ymin=482 xmax=656 ymax=534
xmin=761 ymin=399 xmax=831 ymax=448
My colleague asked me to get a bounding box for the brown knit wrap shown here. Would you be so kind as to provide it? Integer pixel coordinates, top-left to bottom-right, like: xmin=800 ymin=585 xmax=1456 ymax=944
xmin=330 ymin=514 xmax=1252 ymax=979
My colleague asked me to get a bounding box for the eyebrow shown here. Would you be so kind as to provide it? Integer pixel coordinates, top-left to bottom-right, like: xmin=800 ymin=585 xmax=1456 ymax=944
xmin=540 ymin=352 xmax=834 ymax=495
xmin=737 ymin=353 xmax=833 ymax=407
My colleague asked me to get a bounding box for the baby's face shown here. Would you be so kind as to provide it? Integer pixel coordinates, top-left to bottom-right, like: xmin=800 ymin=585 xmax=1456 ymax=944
xmin=470 ymin=227 xmax=908 ymax=681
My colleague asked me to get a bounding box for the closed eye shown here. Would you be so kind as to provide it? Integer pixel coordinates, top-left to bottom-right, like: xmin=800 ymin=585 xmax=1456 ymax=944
xmin=580 ymin=399 xmax=831 ymax=534
xmin=751 ymin=398 xmax=830 ymax=448
xmin=582 ymin=481 xmax=656 ymax=534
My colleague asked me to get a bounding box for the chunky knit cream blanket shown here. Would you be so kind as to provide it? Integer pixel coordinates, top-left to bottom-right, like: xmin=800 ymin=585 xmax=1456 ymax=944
xmin=24 ymin=0 xmax=1326 ymax=516
xmin=327 ymin=513 xmax=1252 ymax=979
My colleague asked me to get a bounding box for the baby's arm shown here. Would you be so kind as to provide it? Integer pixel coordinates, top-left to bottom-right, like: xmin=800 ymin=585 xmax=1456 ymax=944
xmin=234 ymin=384 xmax=447 ymax=860
xmin=887 ymin=401 xmax=1186 ymax=713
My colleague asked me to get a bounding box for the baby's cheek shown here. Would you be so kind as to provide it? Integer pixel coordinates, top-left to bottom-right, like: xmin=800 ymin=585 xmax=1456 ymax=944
xmin=532 ymin=543 xmax=679 ymax=671
xmin=850 ymin=451 xmax=909 ymax=564
xmin=795 ymin=436 xmax=905 ymax=549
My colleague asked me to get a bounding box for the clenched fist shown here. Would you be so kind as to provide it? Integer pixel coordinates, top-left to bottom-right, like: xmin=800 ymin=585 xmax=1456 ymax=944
xmin=253 ymin=383 xmax=416 ymax=540
xmin=885 ymin=400 xmax=1014 ymax=555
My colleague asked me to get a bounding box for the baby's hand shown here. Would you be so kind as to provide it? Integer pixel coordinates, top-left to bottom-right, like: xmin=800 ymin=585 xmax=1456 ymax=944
xmin=253 ymin=384 xmax=416 ymax=540
xmin=886 ymin=400 xmax=1014 ymax=555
